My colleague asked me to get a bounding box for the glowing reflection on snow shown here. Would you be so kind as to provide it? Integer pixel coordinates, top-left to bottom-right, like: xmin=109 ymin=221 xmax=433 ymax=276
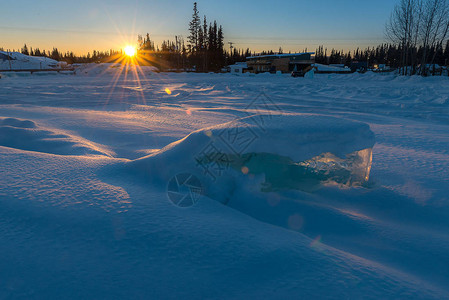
xmin=298 ymin=148 xmax=373 ymax=186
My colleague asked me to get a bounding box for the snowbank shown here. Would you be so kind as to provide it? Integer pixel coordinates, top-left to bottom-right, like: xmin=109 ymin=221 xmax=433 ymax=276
xmin=128 ymin=114 xmax=375 ymax=202
xmin=0 ymin=117 xmax=113 ymax=156
xmin=313 ymin=63 xmax=352 ymax=73
xmin=0 ymin=51 xmax=60 ymax=70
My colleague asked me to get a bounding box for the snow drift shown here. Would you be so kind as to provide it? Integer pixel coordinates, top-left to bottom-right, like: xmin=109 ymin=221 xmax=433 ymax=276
xmin=128 ymin=114 xmax=375 ymax=203
xmin=0 ymin=117 xmax=113 ymax=156
xmin=0 ymin=51 xmax=61 ymax=71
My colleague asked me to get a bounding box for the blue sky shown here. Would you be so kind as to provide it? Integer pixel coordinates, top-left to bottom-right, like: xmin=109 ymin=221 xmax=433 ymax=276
xmin=0 ymin=0 xmax=396 ymax=54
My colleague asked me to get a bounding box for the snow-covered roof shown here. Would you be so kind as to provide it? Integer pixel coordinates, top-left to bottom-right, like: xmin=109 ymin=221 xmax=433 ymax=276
xmin=229 ymin=62 xmax=247 ymax=68
xmin=0 ymin=51 xmax=14 ymax=61
xmin=0 ymin=51 xmax=59 ymax=62
xmin=313 ymin=63 xmax=351 ymax=72
xmin=0 ymin=51 xmax=60 ymax=70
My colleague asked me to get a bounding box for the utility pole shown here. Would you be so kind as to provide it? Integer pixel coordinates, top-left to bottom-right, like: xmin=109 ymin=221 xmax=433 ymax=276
xmin=227 ymin=42 xmax=235 ymax=65
xmin=8 ymin=51 xmax=12 ymax=71
xmin=228 ymin=42 xmax=234 ymax=55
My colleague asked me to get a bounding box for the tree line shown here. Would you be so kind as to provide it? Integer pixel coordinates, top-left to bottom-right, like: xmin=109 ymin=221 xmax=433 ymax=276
xmin=314 ymin=42 xmax=449 ymax=68
xmin=4 ymin=41 xmax=449 ymax=74
xmin=0 ymin=44 xmax=122 ymax=64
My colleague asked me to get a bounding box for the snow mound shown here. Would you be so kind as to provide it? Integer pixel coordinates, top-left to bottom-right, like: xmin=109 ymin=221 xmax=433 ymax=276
xmin=0 ymin=117 xmax=113 ymax=156
xmin=0 ymin=51 xmax=60 ymax=70
xmin=128 ymin=114 xmax=375 ymax=202
xmin=313 ymin=63 xmax=352 ymax=73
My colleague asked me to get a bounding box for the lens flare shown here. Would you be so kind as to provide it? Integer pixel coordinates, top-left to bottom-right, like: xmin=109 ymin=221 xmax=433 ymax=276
xmin=124 ymin=45 xmax=136 ymax=57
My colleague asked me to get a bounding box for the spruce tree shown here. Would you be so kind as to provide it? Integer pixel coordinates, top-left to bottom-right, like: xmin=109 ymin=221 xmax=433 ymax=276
xmin=188 ymin=2 xmax=200 ymax=53
xmin=217 ymin=25 xmax=224 ymax=68
xmin=21 ymin=44 xmax=29 ymax=55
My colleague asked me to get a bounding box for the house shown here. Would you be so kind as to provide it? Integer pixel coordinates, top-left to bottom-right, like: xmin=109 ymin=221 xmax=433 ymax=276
xmin=229 ymin=62 xmax=248 ymax=74
xmin=246 ymin=52 xmax=315 ymax=74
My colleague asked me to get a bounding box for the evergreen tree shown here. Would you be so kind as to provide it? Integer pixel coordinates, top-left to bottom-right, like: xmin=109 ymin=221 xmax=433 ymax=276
xmin=50 ymin=48 xmax=61 ymax=61
xmin=202 ymin=16 xmax=208 ymax=71
xmin=188 ymin=2 xmax=200 ymax=53
xmin=21 ymin=44 xmax=29 ymax=55
xmin=217 ymin=25 xmax=225 ymax=68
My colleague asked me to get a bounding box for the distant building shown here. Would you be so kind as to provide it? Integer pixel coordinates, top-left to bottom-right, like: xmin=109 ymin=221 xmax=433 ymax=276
xmin=246 ymin=52 xmax=315 ymax=74
xmin=229 ymin=62 xmax=248 ymax=74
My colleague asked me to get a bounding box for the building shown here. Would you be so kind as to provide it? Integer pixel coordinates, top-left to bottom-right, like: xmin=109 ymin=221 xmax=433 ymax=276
xmin=229 ymin=62 xmax=248 ymax=74
xmin=246 ymin=52 xmax=314 ymax=74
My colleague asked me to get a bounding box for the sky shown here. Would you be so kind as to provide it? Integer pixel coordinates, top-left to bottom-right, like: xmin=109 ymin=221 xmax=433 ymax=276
xmin=0 ymin=0 xmax=397 ymax=55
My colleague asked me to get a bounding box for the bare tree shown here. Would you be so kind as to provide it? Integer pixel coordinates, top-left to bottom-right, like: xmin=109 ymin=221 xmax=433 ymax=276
xmin=386 ymin=0 xmax=421 ymax=75
xmin=407 ymin=0 xmax=425 ymax=74
xmin=420 ymin=0 xmax=449 ymax=74
xmin=386 ymin=0 xmax=449 ymax=75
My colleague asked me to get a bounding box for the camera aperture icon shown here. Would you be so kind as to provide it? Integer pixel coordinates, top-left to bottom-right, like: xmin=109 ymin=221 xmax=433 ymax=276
xmin=167 ymin=173 xmax=203 ymax=207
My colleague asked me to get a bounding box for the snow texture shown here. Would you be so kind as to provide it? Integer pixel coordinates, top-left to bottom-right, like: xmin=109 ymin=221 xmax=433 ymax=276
xmin=1 ymin=66 xmax=449 ymax=299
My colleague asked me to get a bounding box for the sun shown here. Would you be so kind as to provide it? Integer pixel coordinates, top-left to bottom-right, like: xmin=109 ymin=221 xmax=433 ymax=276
xmin=124 ymin=45 xmax=136 ymax=57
